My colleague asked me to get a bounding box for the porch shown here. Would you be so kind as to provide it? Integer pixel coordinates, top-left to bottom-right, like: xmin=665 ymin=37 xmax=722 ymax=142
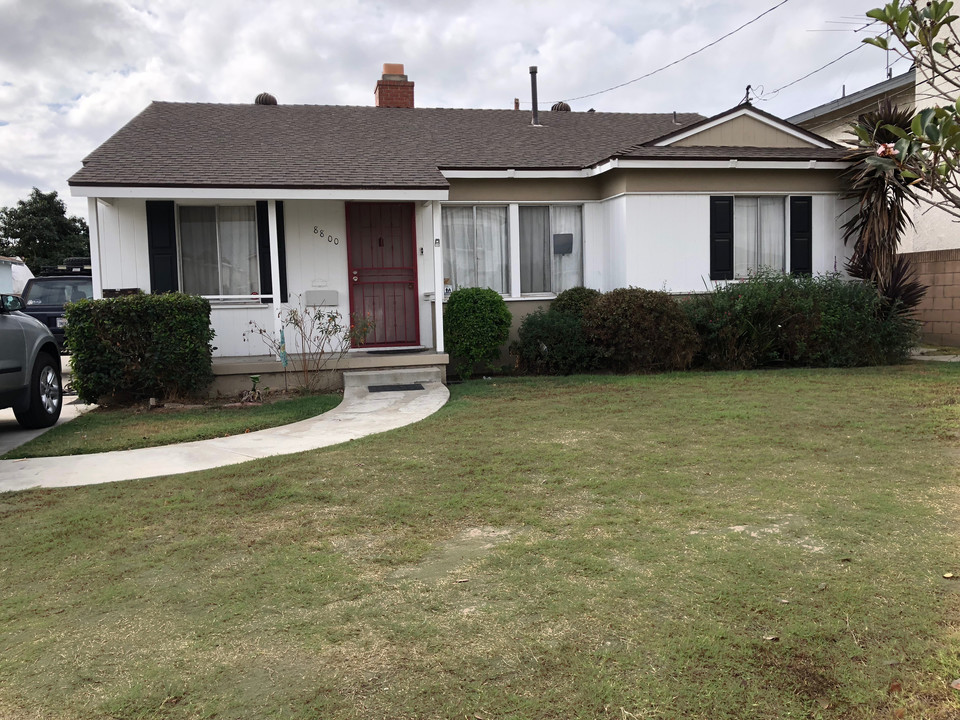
xmin=210 ymin=348 xmax=448 ymax=397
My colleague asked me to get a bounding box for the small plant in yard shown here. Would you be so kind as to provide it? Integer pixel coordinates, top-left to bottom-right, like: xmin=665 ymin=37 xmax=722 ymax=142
xmin=245 ymin=298 xmax=374 ymax=393
xmin=239 ymin=375 xmax=263 ymax=403
xmin=444 ymin=287 xmax=512 ymax=380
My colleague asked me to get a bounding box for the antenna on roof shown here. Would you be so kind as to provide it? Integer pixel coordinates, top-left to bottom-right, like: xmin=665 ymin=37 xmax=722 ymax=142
xmin=741 ymin=84 xmax=752 ymax=104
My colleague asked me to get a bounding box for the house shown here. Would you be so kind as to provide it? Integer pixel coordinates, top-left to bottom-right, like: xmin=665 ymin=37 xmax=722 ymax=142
xmin=0 ymin=256 xmax=32 ymax=295
xmin=789 ymin=68 xmax=960 ymax=347
xmin=68 ymin=64 xmax=852 ymax=386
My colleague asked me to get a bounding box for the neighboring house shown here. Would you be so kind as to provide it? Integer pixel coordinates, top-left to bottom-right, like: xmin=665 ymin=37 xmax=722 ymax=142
xmin=790 ymin=68 xmax=960 ymax=346
xmin=68 ymin=64 xmax=851 ymax=373
xmin=0 ymin=256 xmax=32 ymax=295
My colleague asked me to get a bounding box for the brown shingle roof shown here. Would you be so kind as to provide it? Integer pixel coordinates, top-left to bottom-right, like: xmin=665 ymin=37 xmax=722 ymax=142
xmin=69 ymin=102 xmax=707 ymax=189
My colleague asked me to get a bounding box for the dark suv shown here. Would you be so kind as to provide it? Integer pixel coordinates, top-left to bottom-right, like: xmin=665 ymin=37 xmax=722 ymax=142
xmin=20 ymin=275 xmax=93 ymax=351
xmin=0 ymin=293 xmax=63 ymax=428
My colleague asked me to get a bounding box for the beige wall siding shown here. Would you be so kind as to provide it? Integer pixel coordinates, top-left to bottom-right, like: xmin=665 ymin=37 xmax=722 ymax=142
xmin=621 ymin=169 xmax=844 ymax=194
xmin=448 ymin=169 xmax=845 ymax=205
xmin=447 ymin=178 xmax=601 ymax=202
xmin=672 ymin=115 xmax=818 ymax=148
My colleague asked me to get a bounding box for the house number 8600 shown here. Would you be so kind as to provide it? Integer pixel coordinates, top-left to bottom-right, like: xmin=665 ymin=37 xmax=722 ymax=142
xmin=313 ymin=227 xmax=340 ymax=245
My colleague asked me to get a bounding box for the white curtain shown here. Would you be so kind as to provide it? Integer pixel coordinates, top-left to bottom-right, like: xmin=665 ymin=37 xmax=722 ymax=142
xmin=179 ymin=206 xmax=219 ymax=295
xmin=218 ymin=206 xmax=259 ymax=295
xmin=442 ymin=207 xmax=476 ymax=290
xmin=758 ymin=197 xmax=785 ymax=272
xmin=520 ymin=206 xmax=550 ymax=293
xmin=550 ymin=205 xmax=583 ymax=292
xmin=475 ymin=206 xmax=507 ymax=293
xmin=734 ymin=197 xmax=785 ymax=278
xmin=442 ymin=206 xmax=508 ymax=293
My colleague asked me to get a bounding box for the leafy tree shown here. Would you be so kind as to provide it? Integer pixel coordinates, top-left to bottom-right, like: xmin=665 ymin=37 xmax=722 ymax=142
xmin=864 ymin=0 xmax=960 ymax=217
xmin=0 ymin=188 xmax=89 ymax=272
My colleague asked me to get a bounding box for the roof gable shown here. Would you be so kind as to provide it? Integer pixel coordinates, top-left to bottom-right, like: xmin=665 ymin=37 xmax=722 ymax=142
xmin=649 ymin=104 xmax=836 ymax=150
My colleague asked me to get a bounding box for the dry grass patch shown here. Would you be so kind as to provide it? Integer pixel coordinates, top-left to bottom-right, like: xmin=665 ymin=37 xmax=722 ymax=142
xmin=1 ymin=365 xmax=959 ymax=718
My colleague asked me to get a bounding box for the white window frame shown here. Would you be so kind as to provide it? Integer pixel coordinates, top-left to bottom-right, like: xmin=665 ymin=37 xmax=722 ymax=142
xmin=732 ymin=195 xmax=787 ymax=279
xmin=175 ymin=203 xmax=261 ymax=301
xmin=440 ymin=201 xmax=584 ymax=299
xmin=440 ymin=204 xmax=510 ymax=295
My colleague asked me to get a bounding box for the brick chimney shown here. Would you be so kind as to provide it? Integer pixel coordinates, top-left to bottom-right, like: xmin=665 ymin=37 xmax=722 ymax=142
xmin=375 ymin=63 xmax=414 ymax=108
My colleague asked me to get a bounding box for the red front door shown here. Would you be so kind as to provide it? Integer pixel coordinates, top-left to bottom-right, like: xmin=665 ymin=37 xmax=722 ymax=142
xmin=346 ymin=202 xmax=420 ymax=347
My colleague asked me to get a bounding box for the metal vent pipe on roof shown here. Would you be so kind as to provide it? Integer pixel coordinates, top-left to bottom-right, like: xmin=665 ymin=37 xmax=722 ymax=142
xmin=530 ymin=66 xmax=540 ymax=126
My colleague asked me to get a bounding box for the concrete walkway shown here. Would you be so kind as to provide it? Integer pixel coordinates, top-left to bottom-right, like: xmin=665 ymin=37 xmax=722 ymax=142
xmin=0 ymin=380 xmax=449 ymax=494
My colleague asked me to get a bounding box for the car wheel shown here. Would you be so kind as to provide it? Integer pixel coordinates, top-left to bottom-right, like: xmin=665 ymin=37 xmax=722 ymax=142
xmin=14 ymin=352 xmax=63 ymax=429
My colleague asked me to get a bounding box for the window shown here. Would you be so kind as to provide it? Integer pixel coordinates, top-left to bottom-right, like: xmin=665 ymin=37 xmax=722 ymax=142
xmin=733 ymin=196 xmax=785 ymax=278
xmin=442 ymin=205 xmax=508 ymax=293
xmin=179 ymin=205 xmax=259 ymax=296
xmin=710 ymin=196 xmax=812 ymax=280
xmin=519 ymin=205 xmax=582 ymax=293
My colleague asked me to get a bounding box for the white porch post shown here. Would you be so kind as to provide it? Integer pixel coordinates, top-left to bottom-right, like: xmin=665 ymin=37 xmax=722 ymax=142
xmin=267 ymin=200 xmax=283 ymax=347
xmin=86 ymin=198 xmax=103 ymax=299
xmin=508 ymin=203 xmax=521 ymax=297
xmin=432 ymin=200 xmax=444 ymax=352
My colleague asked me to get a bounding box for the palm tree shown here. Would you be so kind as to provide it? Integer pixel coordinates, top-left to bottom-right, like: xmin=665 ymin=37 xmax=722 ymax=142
xmin=842 ymin=99 xmax=927 ymax=313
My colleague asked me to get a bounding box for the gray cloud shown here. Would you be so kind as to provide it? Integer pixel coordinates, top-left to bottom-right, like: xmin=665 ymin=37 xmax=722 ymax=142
xmin=0 ymin=0 xmax=887 ymax=217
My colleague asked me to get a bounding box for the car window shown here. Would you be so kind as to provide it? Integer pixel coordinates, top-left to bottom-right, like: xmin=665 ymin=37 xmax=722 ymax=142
xmin=24 ymin=279 xmax=93 ymax=305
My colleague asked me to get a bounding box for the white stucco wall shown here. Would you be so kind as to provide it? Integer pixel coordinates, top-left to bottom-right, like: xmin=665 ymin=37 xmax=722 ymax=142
xmin=592 ymin=193 xmax=850 ymax=294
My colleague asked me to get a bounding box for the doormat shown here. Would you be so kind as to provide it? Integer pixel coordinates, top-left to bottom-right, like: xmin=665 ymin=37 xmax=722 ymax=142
xmin=368 ymin=383 xmax=425 ymax=393
xmin=363 ymin=347 xmax=429 ymax=356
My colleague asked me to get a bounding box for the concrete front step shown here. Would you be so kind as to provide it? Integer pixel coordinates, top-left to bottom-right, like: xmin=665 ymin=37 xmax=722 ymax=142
xmin=343 ymin=366 xmax=443 ymax=389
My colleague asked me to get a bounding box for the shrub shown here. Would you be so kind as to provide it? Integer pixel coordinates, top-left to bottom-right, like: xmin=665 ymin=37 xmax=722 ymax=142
xmin=683 ymin=271 xmax=919 ymax=370
xmin=444 ymin=287 xmax=512 ymax=380
xmin=512 ymin=308 xmax=600 ymax=375
xmin=66 ymin=293 xmax=215 ymax=403
xmin=550 ymin=286 xmax=601 ymax=319
xmin=582 ymin=288 xmax=699 ymax=372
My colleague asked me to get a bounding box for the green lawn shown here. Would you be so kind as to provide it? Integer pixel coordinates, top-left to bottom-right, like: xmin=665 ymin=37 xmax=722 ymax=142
xmin=1 ymin=365 xmax=959 ymax=719
xmin=2 ymin=393 xmax=342 ymax=459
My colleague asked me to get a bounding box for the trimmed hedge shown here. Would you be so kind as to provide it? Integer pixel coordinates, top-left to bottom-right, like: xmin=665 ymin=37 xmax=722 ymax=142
xmin=582 ymin=288 xmax=700 ymax=372
xmin=683 ymin=271 xmax=919 ymax=370
xmin=444 ymin=287 xmax=512 ymax=380
xmin=551 ymin=286 xmax=601 ymax=319
xmin=511 ymin=288 xmax=602 ymax=375
xmin=512 ymin=308 xmax=600 ymax=375
xmin=65 ymin=293 xmax=215 ymax=403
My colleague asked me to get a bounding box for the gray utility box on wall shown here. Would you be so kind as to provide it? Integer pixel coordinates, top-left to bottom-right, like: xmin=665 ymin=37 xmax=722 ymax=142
xmin=304 ymin=290 xmax=339 ymax=306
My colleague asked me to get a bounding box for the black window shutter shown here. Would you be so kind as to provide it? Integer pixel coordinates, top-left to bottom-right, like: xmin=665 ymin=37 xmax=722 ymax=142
xmin=789 ymin=196 xmax=813 ymax=276
xmin=256 ymin=201 xmax=288 ymax=303
xmin=145 ymin=201 xmax=179 ymax=293
xmin=277 ymin=201 xmax=288 ymax=302
xmin=709 ymin=196 xmax=734 ymax=281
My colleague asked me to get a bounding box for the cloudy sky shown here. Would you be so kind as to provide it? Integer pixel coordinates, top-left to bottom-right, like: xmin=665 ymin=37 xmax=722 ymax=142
xmin=0 ymin=0 xmax=899 ymax=219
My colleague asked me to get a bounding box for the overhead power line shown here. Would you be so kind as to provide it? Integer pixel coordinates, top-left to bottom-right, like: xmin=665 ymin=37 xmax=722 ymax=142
xmin=756 ymin=43 xmax=869 ymax=101
xmin=521 ymin=0 xmax=792 ymax=106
